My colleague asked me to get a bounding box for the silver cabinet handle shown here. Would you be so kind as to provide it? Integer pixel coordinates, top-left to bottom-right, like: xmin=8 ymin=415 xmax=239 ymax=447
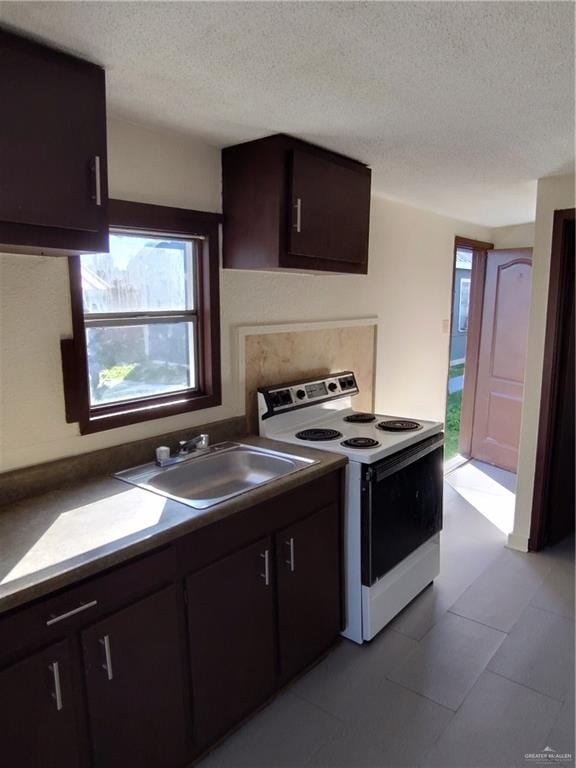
xmin=92 ymin=155 xmax=102 ymax=206
xmin=285 ymin=537 xmax=295 ymax=572
xmin=293 ymin=198 xmax=302 ymax=233
xmin=49 ymin=661 xmax=63 ymax=711
xmin=259 ymin=549 xmax=270 ymax=586
xmin=100 ymin=634 xmax=114 ymax=681
xmin=46 ymin=600 xmax=98 ymax=626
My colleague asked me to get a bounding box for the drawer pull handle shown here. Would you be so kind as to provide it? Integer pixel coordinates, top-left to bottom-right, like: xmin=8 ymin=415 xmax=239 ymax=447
xmin=293 ymin=198 xmax=302 ymax=233
xmin=46 ymin=600 xmax=98 ymax=626
xmin=285 ymin=537 xmax=295 ymax=572
xmin=259 ymin=549 xmax=270 ymax=586
xmin=100 ymin=634 xmax=114 ymax=681
xmin=49 ymin=661 xmax=63 ymax=711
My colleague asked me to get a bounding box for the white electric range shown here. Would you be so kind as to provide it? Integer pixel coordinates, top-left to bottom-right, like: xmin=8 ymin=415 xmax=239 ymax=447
xmin=258 ymin=371 xmax=444 ymax=644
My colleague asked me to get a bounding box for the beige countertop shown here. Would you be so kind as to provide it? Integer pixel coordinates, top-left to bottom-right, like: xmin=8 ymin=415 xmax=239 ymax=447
xmin=0 ymin=436 xmax=346 ymax=616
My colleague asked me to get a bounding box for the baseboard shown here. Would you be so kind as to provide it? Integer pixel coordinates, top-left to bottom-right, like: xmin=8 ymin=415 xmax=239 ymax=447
xmin=506 ymin=532 xmax=529 ymax=552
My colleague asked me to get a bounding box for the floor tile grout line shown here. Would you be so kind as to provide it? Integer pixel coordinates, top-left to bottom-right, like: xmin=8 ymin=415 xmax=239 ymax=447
xmin=445 ymin=487 xmax=517 ymax=502
xmin=524 ymin=602 xmax=576 ymax=624
xmin=288 ymin=689 xmax=347 ymax=725
xmin=528 ymin=601 xmax=575 ymax=621
xmin=485 ymin=667 xmax=568 ymax=705
xmin=445 ymin=607 xmax=513 ymax=635
xmin=444 ymin=604 xmax=511 ymax=635
xmin=380 ymin=671 xmax=468 ymax=714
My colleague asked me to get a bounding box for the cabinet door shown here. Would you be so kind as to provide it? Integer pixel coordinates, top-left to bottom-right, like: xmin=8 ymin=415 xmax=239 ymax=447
xmin=0 ymin=639 xmax=85 ymax=768
xmin=276 ymin=504 xmax=342 ymax=681
xmin=186 ymin=537 xmax=276 ymax=747
xmin=287 ymin=148 xmax=370 ymax=266
xmin=0 ymin=29 xmax=107 ymax=233
xmin=81 ymin=586 xmax=191 ymax=768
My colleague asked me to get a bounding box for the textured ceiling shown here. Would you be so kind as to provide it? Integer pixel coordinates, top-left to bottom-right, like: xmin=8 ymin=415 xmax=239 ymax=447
xmin=1 ymin=1 xmax=574 ymax=226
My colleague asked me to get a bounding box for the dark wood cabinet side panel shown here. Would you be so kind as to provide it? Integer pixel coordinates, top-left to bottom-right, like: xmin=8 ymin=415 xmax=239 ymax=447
xmin=0 ymin=639 xmax=87 ymax=768
xmin=186 ymin=536 xmax=276 ymax=747
xmin=175 ymin=470 xmax=342 ymax=575
xmin=81 ymin=585 xmax=192 ymax=768
xmin=222 ymin=136 xmax=285 ymax=269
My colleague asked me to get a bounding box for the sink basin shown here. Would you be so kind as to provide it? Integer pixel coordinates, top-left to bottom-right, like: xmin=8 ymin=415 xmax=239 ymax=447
xmin=115 ymin=442 xmax=317 ymax=509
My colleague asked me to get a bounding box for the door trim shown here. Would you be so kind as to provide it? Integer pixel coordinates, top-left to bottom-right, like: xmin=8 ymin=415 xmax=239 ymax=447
xmin=529 ymin=208 xmax=575 ymax=551
xmin=450 ymin=237 xmax=493 ymax=458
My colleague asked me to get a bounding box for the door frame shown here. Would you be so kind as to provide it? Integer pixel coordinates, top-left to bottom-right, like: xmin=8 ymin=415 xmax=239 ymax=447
xmin=449 ymin=236 xmax=493 ymax=459
xmin=529 ymin=208 xmax=575 ymax=551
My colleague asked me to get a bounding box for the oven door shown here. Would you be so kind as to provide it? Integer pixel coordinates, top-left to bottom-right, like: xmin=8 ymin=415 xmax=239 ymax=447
xmin=361 ymin=433 xmax=444 ymax=586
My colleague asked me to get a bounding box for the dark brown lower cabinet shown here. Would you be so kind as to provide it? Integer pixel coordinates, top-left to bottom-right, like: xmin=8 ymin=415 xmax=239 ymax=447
xmin=276 ymin=503 xmax=342 ymax=681
xmin=186 ymin=536 xmax=276 ymax=747
xmin=0 ymin=469 xmax=344 ymax=768
xmin=0 ymin=639 xmax=85 ymax=768
xmin=81 ymin=585 xmax=191 ymax=768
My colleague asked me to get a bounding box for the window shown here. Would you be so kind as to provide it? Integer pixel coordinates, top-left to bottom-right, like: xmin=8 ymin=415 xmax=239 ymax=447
xmin=458 ymin=277 xmax=471 ymax=332
xmin=63 ymin=200 xmax=221 ymax=433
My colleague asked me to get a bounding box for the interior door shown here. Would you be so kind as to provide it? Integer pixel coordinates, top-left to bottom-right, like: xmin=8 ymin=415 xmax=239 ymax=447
xmin=81 ymin=586 xmax=191 ymax=768
xmin=185 ymin=537 xmax=276 ymax=747
xmin=276 ymin=504 xmax=342 ymax=682
xmin=471 ymin=249 xmax=533 ymax=471
xmin=288 ymin=147 xmax=370 ymax=265
xmin=0 ymin=640 xmax=85 ymax=768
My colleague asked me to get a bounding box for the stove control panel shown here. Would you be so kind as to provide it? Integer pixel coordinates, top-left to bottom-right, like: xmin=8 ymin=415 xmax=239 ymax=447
xmin=259 ymin=372 xmax=359 ymax=416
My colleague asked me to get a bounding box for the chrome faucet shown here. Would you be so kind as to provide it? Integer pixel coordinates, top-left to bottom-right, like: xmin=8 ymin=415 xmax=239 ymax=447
xmin=155 ymin=434 xmax=210 ymax=467
xmin=178 ymin=433 xmax=210 ymax=455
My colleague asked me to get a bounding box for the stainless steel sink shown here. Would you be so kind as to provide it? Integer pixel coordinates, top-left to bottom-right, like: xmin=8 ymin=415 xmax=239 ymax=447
xmin=114 ymin=442 xmax=317 ymax=509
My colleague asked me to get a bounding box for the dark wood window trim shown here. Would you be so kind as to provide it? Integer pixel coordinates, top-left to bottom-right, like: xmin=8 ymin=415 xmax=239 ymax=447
xmin=62 ymin=199 xmax=222 ymax=434
xmin=450 ymin=236 xmax=494 ymax=457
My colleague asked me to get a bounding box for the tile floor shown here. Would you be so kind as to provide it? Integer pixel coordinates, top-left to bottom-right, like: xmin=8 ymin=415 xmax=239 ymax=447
xmin=199 ymin=476 xmax=575 ymax=768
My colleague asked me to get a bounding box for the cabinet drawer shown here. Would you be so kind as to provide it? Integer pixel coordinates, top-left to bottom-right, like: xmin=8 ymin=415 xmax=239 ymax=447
xmin=0 ymin=546 xmax=175 ymax=666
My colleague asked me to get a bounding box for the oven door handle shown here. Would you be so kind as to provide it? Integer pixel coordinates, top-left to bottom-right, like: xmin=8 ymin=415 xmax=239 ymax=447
xmin=367 ymin=433 xmax=444 ymax=484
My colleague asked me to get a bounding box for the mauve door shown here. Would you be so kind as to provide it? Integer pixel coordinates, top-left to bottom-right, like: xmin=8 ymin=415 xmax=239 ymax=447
xmin=471 ymin=249 xmax=533 ymax=471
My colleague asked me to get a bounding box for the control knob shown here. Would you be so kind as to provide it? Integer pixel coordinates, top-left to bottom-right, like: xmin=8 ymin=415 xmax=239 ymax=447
xmin=296 ymin=389 xmax=306 ymax=400
xmin=328 ymin=382 xmax=338 ymax=392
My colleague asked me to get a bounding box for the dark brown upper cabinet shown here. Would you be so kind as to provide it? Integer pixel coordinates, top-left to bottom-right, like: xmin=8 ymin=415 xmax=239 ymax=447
xmin=222 ymin=134 xmax=371 ymax=274
xmin=0 ymin=28 xmax=108 ymax=255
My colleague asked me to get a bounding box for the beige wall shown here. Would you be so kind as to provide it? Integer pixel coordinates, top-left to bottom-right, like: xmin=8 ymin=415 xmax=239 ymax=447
xmin=0 ymin=116 xmax=492 ymax=472
xmin=508 ymin=174 xmax=575 ymax=551
xmin=491 ymin=222 xmax=535 ymax=249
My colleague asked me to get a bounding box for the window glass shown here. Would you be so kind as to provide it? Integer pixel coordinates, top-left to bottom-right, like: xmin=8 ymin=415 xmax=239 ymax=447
xmin=81 ymin=232 xmax=199 ymax=408
xmin=458 ymin=277 xmax=471 ymax=332
xmin=81 ymin=234 xmax=196 ymax=314
xmin=86 ymin=322 xmax=196 ymax=406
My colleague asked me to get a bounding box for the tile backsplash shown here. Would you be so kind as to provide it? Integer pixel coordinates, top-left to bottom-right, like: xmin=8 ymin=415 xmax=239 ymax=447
xmin=243 ymin=323 xmax=376 ymax=432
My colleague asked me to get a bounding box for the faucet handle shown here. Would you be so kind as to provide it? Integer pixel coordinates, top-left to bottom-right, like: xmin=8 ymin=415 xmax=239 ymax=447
xmin=155 ymin=446 xmax=171 ymax=465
